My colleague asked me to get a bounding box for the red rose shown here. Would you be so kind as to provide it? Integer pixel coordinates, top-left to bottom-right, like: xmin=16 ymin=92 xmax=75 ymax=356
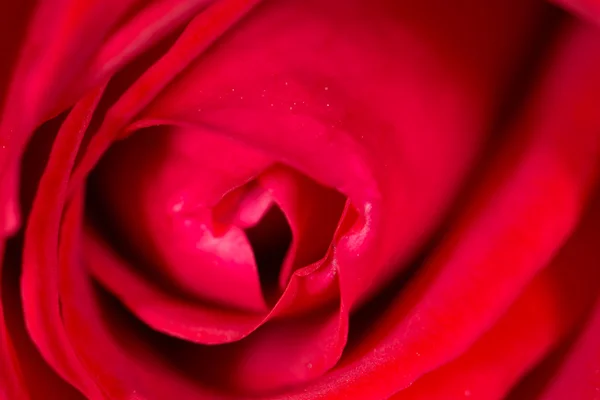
xmin=1 ymin=0 xmax=599 ymax=398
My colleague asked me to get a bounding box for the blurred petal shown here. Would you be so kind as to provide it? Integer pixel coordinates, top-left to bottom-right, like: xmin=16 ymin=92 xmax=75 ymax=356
xmin=0 ymin=243 xmax=28 ymax=400
xmin=2 ymin=239 xmax=83 ymax=400
xmin=68 ymin=0 xmax=263 ymax=195
xmin=0 ymin=0 xmax=34 ymax=113
xmin=0 ymin=0 xmax=216 ymax=235
xmin=538 ymin=297 xmax=600 ymax=400
xmin=0 ymin=0 xmax=140 ymax=235
xmin=0 ymin=0 xmax=35 ymax=237
xmin=392 ymin=188 xmax=600 ymax=399
xmin=21 ymin=82 xmax=235 ymax=397
xmin=279 ymin=19 xmax=600 ymax=400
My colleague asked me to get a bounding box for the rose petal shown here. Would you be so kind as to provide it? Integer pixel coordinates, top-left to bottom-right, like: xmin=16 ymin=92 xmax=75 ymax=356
xmin=0 ymin=0 xmax=214 ymax=235
xmin=3 ymin=114 xmax=87 ymax=399
xmin=0 ymin=241 xmax=28 ymax=400
xmin=279 ymin=19 xmax=600 ymax=400
xmin=59 ymin=191 xmax=228 ymax=399
xmin=0 ymin=0 xmax=32 ymax=376
xmin=84 ymin=226 xmax=265 ymax=344
xmin=22 ymin=87 xmax=107 ymax=397
xmin=256 ymin=166 xmax=346 ymax=292
xmin=22 ymin=83 xmax=238 ymax=398
xmin=0 ymin=0 xmax=33 ymax=114
xmin=0 ymin=0 xmax=138 ymax=235
xmin=182 ymin=305 xmax=347 ymax=394
xmin=391 ymin=187 xmax=600 ymax=399
xmin=84 ymin=209 xmax=342 ymax=344
xmin=92 ymin=125 xmax=273 ymax=311
xmin=83 ymin=0 xmax=214 ymax=88
xmin=2 ymin=239 xmax=83 ymax=400
xmin=67 ymin=0 xmax=263 ymax=196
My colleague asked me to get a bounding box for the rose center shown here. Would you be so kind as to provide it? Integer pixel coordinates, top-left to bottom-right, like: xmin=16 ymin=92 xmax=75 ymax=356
xmin=88 ymin=125 xmax=345 ymax=312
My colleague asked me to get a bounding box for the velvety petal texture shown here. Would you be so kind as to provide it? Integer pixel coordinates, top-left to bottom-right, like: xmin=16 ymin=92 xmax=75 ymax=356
xmin=0 ymin=0 xmax=599 ymax=399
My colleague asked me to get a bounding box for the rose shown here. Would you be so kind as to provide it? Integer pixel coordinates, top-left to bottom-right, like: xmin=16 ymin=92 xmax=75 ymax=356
xmin=0 ymin=0 xmax=600 ymax=399
xmin=1 ymin=0 xmax=600 ymax=399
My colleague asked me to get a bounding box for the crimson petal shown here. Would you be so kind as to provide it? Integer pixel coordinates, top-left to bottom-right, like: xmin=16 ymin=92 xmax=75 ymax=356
xmin=392 ymin=188 xmax=600 ymax=399
xmin=280 ymin=20 xmax=600 ymax=400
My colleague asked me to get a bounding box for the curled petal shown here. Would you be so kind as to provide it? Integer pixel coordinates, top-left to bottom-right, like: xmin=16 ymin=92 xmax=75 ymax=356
xmin=59 ymin=191 xmax=227 ymax=399
xmin=22 ymin=87 xmax=107 ymax=397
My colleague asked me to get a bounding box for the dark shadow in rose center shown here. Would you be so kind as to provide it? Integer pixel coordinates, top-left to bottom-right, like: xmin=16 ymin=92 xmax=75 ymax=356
xmin=243 ymin=205 xmax=292 ymax=305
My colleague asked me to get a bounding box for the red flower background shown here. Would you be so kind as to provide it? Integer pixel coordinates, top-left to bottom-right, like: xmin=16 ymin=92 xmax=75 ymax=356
xmin=0 ymin=0 xmax=599 ymax=398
